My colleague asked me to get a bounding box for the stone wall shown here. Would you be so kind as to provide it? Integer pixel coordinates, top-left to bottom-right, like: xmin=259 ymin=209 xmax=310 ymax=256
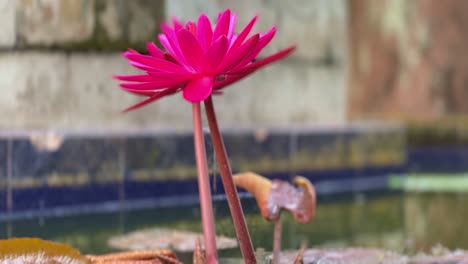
xmin=349 ymin=0 xmax=468 ymax=121
xmin=0 ymin=0 xmax=347 ymax=130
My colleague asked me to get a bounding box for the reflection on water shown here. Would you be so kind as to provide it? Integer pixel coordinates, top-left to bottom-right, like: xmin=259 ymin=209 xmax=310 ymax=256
xmin=405 ymin=192 xmax=468 ymax=252
xmin=0 ymin=192 xmax=466 ymax=258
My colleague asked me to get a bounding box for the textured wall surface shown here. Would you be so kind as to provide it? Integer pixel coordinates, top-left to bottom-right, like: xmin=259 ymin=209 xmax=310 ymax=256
xmin=12 ymin=0 xmax=164 ymax=50
xmin=0 ymin=0 xmax=347 ymax=130
xmin=349 ymin=0 xmax=468 ymax=120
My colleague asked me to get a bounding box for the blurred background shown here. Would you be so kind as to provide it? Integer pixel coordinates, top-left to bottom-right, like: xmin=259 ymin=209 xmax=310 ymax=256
xmin=1 ymin=0 xmax=468 ymax=260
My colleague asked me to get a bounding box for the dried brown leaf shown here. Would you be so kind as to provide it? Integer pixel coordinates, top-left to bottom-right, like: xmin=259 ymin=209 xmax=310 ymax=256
xmin=0 ymin=237 xmax=89 ymax=264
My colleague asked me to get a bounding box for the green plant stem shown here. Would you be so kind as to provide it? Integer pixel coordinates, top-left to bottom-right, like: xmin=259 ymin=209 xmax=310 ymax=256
xmin=273 ymin=217 xmax=282 ymax=264
xmin=192 ymin=102 xmax=218 ymax=264
xmin=204 ymin=96 xmax=256 ymax=264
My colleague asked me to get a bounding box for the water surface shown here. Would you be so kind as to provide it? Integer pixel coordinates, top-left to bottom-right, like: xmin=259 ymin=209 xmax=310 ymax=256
xmin=1 ymin=192 xmax=466 ymax=259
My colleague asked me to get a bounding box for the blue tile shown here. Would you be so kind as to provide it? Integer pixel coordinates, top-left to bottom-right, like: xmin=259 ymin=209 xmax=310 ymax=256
xmin=123 ymin=133 xmax=217 ymax=200
xmin=0 ymin=126 xmax=407 ymax=216
xmin=408 ymin=147 xmax=468 ymax=172
xmin=125 ymin=134 xmax=195 ymax=174
xmin=0 ymin=140 xmax=6 ymax=212
xmin=10 ymin=136 xmax=124 ymax=211
xmin=222 ymin=131 xmax=292 ymax=175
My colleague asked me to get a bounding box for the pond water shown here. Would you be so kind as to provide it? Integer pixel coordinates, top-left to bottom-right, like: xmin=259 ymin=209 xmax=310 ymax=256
xmin=1 ymin=191 xmax=467 ymax=261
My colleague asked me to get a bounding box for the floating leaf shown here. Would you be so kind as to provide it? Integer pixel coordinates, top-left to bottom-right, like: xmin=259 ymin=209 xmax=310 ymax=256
xmin=108 ymin=228 xmax=237 ymax=252
xmin=0 ymin=237 xmax=90 ymax=264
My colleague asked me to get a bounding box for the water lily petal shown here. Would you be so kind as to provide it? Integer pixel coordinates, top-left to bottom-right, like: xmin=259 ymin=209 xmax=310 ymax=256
xmin=213 ymin=47 xmax=295 ymax=90
xmin=129 ymin=61 xmax=163 ymax=72
xmin=126 ymin=48 xmax=139 ymax=54
xmin=203 ymin=36 xmax=228 ymax=72
xmin=197 ymin=14 xmax=213 ymax=51
xmin=124 ymin=53 xmax=187 ymax=73
xmin=121 ymin=88 xmax=156 ymax=97
xmin=213 ymin=9 xmax=231 ymax=40
xmin=251 ymin=27 xmax=277 ymax=57
xmin=227 ymin=13 xmax=237 ymax=40
xmin=120 ymin=78 xmax=185 ymax=90
xmin=226 ymin=46 xmax=296 ymax=76
xmin=183 ymin=76 xmax=214 ymax=102
xmin=147 ymin=71 xmax=194 ymax=81
xmin=163 ymin=53 xmax=179 ymax=64
xmin=172 ymin=17 xmax=183 ymax=31
xmin=160 ymin=25 xmax=190 ymax=68
xmin=185 ymin=20 xmax=197 ymax=34
xmin=158 ymin=34 xmax=176 ymax=54
xmin=161 ymin=23 xmax=179 ymax=47
xmin=234 ymin=45 xmax=296 ymax=75
xmin=114 ymin=74 xmax=157 ymax=82
xmin=216 ymin=34 xmax=259 ymax=73
xmin=229 ymin=16 xmax=257 ymax=51
xmin=121 ymin=86 xmax=163 ymax=96
xmin=123 ymin=88 xmax=179 ymax=112
xmin=234 ymin=27 xmax=277 ymax=70
xmin=177 ymin=29 xmax=204 ymax=71
xmin=146 ymin=42 xmax=164 ymax=58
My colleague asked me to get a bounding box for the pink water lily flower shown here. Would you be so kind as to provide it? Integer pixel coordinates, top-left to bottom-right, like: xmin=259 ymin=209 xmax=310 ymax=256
xmin=116 ymin=9 xmax=295 ymax=112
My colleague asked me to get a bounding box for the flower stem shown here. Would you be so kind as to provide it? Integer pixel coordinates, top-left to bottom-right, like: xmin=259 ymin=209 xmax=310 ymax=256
xmin=192 ymin=102 xmax=218 ymax=264
xmin=204 ymin=96 xmax=256 ymax=264
xmin=273 ymin=217 xmax=282 ymax=264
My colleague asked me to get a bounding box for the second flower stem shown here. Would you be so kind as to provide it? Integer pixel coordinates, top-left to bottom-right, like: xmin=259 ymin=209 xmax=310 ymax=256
xmin=273 ymin=217 xmax=282 ymax=264
xmin=204 ymin=96 xmax=256 ymax=264
xmin=192 ymin=102 xmax=218 ymax=264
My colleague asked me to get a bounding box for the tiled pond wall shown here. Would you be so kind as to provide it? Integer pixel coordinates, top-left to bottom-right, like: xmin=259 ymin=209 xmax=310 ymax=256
xmin=0 ymin=0 xmax=347 ymax=129
xmin=0 ymin=125 xmax=405 ymax=219
xmin=407 ymin=147 xmax=468 ymax=173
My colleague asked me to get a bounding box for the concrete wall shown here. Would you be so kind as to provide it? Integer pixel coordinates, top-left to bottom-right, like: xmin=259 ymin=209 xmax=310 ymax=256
xmin=0 ymin=0 xmax=347 ymax=130
xmin=349 ymin=0 xmax=468 ymax=121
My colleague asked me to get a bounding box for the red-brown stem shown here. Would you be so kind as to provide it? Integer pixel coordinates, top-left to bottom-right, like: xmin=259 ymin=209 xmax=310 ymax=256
xmin=273 ymin=218 xmax=282 ymax=264
xmin=192 ymin=102 xmax=218 ymax=264
xmin=204 ymin=96 xmax=256 ymax=264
